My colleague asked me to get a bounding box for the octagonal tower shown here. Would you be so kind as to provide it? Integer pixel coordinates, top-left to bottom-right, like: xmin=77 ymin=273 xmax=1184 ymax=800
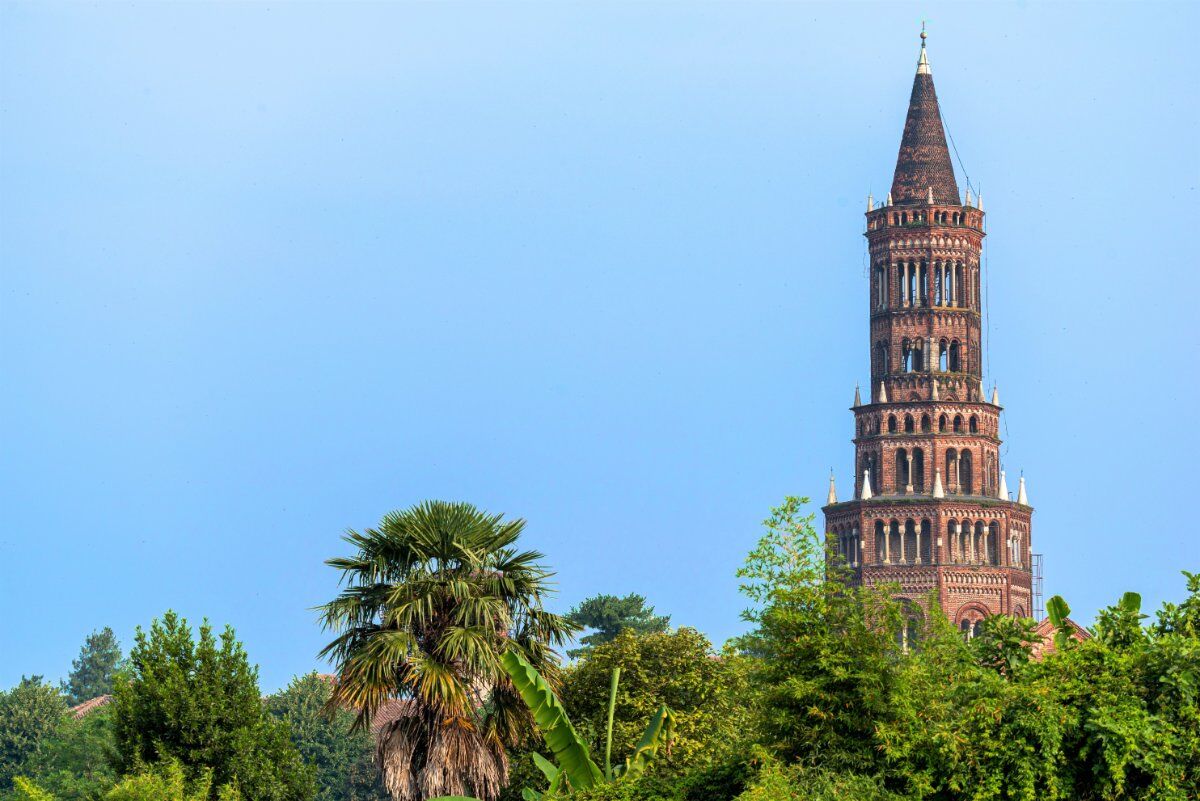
xmin=823 ymin=33 xmax=1033 ymax=634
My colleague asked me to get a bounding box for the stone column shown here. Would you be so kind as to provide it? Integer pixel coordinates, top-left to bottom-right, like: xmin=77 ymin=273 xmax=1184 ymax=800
xmin=915 ymin=527 xmax=922 ymax=564
xmin=906 ymin=454 xmax=914 ymax=493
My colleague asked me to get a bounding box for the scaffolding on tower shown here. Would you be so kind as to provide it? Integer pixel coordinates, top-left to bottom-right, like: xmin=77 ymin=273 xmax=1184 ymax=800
xmin=1032 ymin=553 xmax=1045 ymax=622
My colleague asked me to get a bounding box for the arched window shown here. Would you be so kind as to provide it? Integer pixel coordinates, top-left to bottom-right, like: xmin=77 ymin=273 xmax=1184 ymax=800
xmin=904 ymin=414 xmax=915 ymax=433
xmin=953 ymin=415 xmax=963 ymax=433
xmin=949 ymin=340 xmax=962 ymax=372
xmin=945 ymin=448 xmax=958 ymax=492
xmin=960 ymin=449 xmax=974 ymax=494
xmin=901 ymin=339 xmax=913 ymax=372
xmin=896 ymin=448 xmax=910 ymax=492
xmin=912 ymin=448 xmax=925 ymax=492
xmin=888 ymin=414 xmax=897 ymax=433
xmin=875 ymin=520 xmax=886 ymax=561
xmin=972 ymin=620 xmax=983 ymax=639
xmin=969 ymin=415 xmax=979 ymax=433
xmin=938 ymin=340 xmax=948 ymax=371
xmin=988 ymin=522 xmax=1000 ymax=565
xmin=920 ymin=519 xmax=931 ymax=562
xmin=920 ymin=414 xmax=931 ymax=432
xmin=938 ymin=414 xmax=947 ymax=432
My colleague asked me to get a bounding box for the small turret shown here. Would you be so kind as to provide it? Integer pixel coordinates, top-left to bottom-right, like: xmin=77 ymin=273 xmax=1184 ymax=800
xmin=861 ymin=470 xmax=874 ymax=500
xmin=867 ymin=193 xmax=874 ymax=211
xmin=998 ymin=470 xmax=1009 ymax=500
xmin=827 ymin=471 xmax=838 ymax=505
xmin=991 ymin=385 xmax=1000 ymax=406
xmin=878 ymin=381 xmax=888 ymax=403
xmin=932 ymin=468 xmax=945 ymax=498
xmin=854 ymin=384 xmax=862 ymax=406
xmin=931 ymin=380 xmax=939 ymax=400
xmin=1017 ymin=476 xmax=1028 ymax=506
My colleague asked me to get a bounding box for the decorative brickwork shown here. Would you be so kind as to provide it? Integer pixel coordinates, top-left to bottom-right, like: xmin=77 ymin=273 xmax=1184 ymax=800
xmin=824 ymin=37 xmax=1033 ymax=631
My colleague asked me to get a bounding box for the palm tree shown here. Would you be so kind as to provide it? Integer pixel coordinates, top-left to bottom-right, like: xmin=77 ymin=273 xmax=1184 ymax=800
xmin=318 ymin=500 xmax=577 ymax=801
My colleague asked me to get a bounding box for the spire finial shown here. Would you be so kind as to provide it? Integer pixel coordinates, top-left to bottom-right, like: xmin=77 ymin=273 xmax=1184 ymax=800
xmin=828 ymin=470 xmax=838 ymax=505
xmin=917 ymin=23 xmax=931 ymax=75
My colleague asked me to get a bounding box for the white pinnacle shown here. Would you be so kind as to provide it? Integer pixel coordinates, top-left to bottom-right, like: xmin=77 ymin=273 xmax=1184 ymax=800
xmin=1017 ymin=476 xmax=1029 ymax=506
xmin=998 ymin=470 xmax=1009 ymax=500
xmin=932 ymin=468 xmax=945 ymax=498
xmin=991 ymin=385 xmax=1000 ymax=406
xmin=878 ymin=381 xmax=888 ymax=404
xmin=828 ymin=471 xmax=838 ymax=505
xmin=931 ymin=380 xmax=939 ymax=401
xmin=965 ymin=187 xmax=973 ymax=206
xmin=867 ymin=193 xmax=874 ymax=212
xmin=927 ymin=185 xmax=934 ymax=204
xmin=886 ymin=192 xmax=893 ymax=206
xmin=861 ymin=470 xmax=874 ymax=500
xmin=854 ymin=384 xmax=862 ymax=406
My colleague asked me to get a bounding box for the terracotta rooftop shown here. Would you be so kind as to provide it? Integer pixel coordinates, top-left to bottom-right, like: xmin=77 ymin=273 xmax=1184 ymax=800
xmin=70 ymin=694 xmax=112 ymax=718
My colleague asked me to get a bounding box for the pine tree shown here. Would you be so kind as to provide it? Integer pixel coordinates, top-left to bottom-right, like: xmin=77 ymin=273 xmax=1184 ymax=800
xmin=567 ymin=593 xmax=670 ymax=658
xmin=60 ymin=627 xmax=123 ymax=706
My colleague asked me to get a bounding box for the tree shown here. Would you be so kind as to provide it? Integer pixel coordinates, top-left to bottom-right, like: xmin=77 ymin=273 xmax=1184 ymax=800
xmin=111 ymin=611 xmax=314 ymax=801
xmin=0 ymin=677 xmax=67 ymax=790
xmin=735 ymin=497 xmax=904 ymax=772
xmin=61 ymin=628 xmax=123 ymax=706
xmin=559 ymin=629 xmax=755 ymax=777
xmin=319 ymin=501 xmax=578 ymax=801
xmin=11 ymin=706 xmax=118 ymax=801
xmin=566 ymin=596 xmax=670 ymax=659
xmin=265 ymin=674 xmax=387 ymax=801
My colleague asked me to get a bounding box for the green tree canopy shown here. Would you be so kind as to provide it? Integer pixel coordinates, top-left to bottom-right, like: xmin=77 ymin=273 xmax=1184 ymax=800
xmin=60 ymin=628 xmax=123 ymax=707
xmin=559 ymin=628 xmax=755 ymax=778
xmin=0 ymin=677 xmax=67 ymax=791
xmin=111 ymin=611 xmax=313 ymax=801
xmin=8 ymin=706 xmax=117 ymax=801
xmin=566 ymin=595 xmax=670 ymax=659
xmin=264 ymin=674 xmax=386 ymax=801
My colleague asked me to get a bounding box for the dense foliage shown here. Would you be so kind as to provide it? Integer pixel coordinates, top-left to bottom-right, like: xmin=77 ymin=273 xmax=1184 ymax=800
xmin=566 ymin=596 xmax=670 ymax=659
xmin=559 ymin=628 xmax=754 ymax=777
xmin=111 ymin=611 xmax=314 ymax=801
xmin=264 ymin=674 xmax=386 ymax=801
xmin=60 ymin=629 xmax=123 ymax=707
xmin=0 ymin=679 xmax=67 ymax=791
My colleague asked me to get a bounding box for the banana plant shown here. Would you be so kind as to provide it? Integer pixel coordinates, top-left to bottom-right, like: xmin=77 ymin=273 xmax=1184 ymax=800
xmin=1046 ymin=594 xmax=1074 ymax=651
xmin=499 ymin=649 xmax=675 ymax=798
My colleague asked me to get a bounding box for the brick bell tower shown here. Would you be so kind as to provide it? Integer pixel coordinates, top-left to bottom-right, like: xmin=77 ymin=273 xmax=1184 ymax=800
xmin=822 ymin=31 xmax=1034 ymax=636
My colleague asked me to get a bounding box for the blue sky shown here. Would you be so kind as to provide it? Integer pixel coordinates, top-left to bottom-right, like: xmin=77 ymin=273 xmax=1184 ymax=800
xmin=1 ymin=2 xmax=1197 ymax=692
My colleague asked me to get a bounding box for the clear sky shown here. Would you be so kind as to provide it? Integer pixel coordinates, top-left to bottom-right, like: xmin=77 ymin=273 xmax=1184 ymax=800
xmin=1 ymin=2 xmax=1197 ymax=692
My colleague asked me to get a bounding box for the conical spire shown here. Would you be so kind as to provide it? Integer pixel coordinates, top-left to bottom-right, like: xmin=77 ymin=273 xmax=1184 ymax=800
xmin=854 ymin=384 xmax=862 ymax=406
xmin=828 ymin=471 xmax=838 ymax=505
xmin=930 ymin=380 xmax=939 ymax=400
xmin=991 ymin=385 xmax=1000 ymax=406
xmin=867 ymin=193 xmax=874 ymax=211
xmin=932 ymin=468 xmax=945 ymax=498
xmin=998 ymin=470 xmax=1009 ymax=500
xmin=861 ymin=470 xmax=873 ymax=500
xmin=1017 ymin=476 xmax=1028 ymax=506
xmin=890 ymin=29 xmax=960 ymax=207
xmin=878 ymin=381 xmax=888 ymax=403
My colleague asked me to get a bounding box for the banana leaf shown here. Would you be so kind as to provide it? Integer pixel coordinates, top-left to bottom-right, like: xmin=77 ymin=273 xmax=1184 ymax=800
xmin=500 ymin=649 xmax=604 ymax=791
xmin=616 ymin=704 xmax=675 ymax=780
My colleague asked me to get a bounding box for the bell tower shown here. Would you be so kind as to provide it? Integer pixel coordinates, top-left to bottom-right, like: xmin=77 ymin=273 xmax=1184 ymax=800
xmin=823 ymin=31 xmax=1034 ymax=634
